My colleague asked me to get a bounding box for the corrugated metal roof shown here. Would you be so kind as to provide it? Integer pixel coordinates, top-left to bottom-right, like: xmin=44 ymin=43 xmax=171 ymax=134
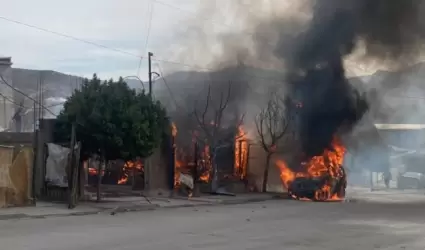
xmin=375 ymin=124 xmax=425 ymax=130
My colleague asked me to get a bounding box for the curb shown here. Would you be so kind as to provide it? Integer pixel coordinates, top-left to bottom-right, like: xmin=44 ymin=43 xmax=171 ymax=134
xmin=108 ymin=204 xmax=159 ymax=214
xmin=0 ymin=204 xmax=159 ymax=221
xmin=147 ymin=196 xmax=280 ymax=210
xmin=0 ymin=210 xmax=103 ymax=221
xmin=0 ymin=196 xmax=283 ymax=220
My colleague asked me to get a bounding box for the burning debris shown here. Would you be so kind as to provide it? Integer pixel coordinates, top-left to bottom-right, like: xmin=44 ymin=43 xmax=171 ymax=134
xmin=87 ymin=160 xmax=143 ymax=186
xmin=173 ymin=123 xmax=249 ymax=193
xmin=172 ymin=121 xmax=214 ymax=192
xmin=117 ymin=161 xmax=144 ymax=185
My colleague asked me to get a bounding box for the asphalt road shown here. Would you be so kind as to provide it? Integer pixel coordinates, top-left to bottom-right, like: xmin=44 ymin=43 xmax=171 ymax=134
xmin=1 ymin=194 xmax=425 ymax=250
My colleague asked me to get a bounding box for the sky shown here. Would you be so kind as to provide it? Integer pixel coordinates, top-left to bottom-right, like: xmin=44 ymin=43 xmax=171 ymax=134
xmin=0 ymin=0 xmax=201 ymax=81
xmin=1 ymin=0 xmax=417 ymax=82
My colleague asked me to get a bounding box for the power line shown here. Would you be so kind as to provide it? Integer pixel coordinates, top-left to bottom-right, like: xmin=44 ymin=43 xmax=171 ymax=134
xmin=0 ymin=75 xmax=56 ymax=116
xmin=0 ymin=15 xmax=142 ymax=59
xmin=144 ymin=2 xmax=154 ymax=52
xmin=0 ymin=92 xmax=29 ymax=109
xmin=137 ymin=0 xmax=155 ymax=78
xmin=155 ymin=62 xmax=182 ymax=110
xmin=0 ymin=92 xmax=62 ymax=113
xmin=0 ymin=15 xmax=283 ymax=82
xmin=153 ymin=58 xmax=283 ymax=82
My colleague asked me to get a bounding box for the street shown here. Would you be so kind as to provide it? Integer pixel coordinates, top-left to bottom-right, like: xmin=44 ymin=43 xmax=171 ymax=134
xmin=1 ymin=192 xmax=425 ymax=250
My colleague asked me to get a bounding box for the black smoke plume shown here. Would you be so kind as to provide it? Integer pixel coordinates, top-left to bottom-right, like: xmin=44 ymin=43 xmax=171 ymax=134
xmin=280 ymin=0 xmax=425 ymax=157
xmin=162 ymin=0 xmax=425 ymax=158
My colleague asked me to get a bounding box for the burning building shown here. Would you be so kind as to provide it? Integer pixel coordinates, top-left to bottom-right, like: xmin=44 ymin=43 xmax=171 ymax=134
xmin=172 ymin=118 xmax=249 ymax=194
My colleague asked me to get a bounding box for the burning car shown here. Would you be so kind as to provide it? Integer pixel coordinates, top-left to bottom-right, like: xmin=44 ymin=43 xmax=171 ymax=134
xmin=288 ymin=167 xmax=346 ymax=201
xmin=277 ymin=137 xmax=347 ymax=202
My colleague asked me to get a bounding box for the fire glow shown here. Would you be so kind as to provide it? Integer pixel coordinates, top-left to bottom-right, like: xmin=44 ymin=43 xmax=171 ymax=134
xmin=276 ymin=137 xmax=347 ymax=202
xmin=173 ymin=122 xmax=249 ymax=190
xmin=234 ymin=126 xmax=248 ymax=180
xmin=118 ymin=161 xmax=143 ymax=185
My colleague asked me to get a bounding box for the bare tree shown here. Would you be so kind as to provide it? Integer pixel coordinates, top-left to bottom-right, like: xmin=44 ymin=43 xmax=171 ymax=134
xmin=194 ymin=82 xmax=245 ymax=150
xmin=255 ymin=94 xmax=289 ymax=192
xmin=193 ymin=82 xmax=245 ymax=192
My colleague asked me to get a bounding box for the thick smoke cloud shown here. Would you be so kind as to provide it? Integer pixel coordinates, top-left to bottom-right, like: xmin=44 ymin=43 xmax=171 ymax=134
xmin=277 ymin=0 xmax=425 ymax=157
xmin=163 ymin=0 xmax=425 ymax=158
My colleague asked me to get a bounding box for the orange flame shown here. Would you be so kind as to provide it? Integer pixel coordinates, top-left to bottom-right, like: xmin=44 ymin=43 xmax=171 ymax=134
xmin=234 ymin=126 xmax=248 ymax=180
xmin=276 ymin=137 xmax=346 ymax=201
xmin=89 ymin=167 xmax=98 ymax=176
xmin=174 ymin=160 xmax=183 ymax=187
xmin=118 ymin=160 xmax=143 ymax=185
xmin=199 ymin=145 xmax=211 ymax=182
xmin=172 ymin=122 xmax=246 ymax=188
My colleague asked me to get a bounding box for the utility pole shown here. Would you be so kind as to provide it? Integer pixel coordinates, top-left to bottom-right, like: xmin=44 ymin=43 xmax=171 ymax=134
xmin=2 ymin=96 xmax=6 ymax=128
xmin=148 ymin=52 xmax=153 ymax=96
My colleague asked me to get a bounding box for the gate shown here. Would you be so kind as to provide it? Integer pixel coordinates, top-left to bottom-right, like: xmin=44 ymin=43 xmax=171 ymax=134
xmin=0 ymin=145 xmax=33 ymax=208
xmin=42 ymin=142 xmax=82 ymax=207
xmin=210 ymin=140 xmax=252 ymax=193
xmin=211 ymin=143 xmax=235 ymax=192
xmin=174 ymin=138 xmax=249 ymax=193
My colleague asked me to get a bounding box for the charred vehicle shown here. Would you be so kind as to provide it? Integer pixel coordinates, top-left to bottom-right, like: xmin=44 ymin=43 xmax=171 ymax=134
xmin=288 ymin=167 xmax=347 ymax=201
xmin=276 ymin=138 xmax=347 ymax=202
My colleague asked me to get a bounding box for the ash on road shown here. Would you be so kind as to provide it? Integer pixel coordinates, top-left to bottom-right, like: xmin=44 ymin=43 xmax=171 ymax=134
xmin=1 ymin=194 xmax=425 ymax=250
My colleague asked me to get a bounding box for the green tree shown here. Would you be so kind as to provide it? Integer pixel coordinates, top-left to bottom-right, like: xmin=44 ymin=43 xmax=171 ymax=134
xmin=55 ymin=74 xmax=169 ymax=161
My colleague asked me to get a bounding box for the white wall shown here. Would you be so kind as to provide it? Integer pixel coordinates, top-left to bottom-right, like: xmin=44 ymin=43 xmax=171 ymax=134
xmin=0 ymin=59 xmax=14 ymax=130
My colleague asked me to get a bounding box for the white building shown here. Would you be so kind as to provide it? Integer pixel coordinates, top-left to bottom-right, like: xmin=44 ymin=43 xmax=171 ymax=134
xmin=0 ymin=57 xmax=84 ymax=132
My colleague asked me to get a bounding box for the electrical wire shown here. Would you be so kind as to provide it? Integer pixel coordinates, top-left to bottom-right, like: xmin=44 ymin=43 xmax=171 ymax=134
xmin=0 ymin=14 xmax=284 ymax=83
xmin=155 ymin=63 xmax=182 ymax=110
xmin=0 ymin=92 xmax=29 ymax=109
xmin=0 ymin=75 xmax=56 ymax=116
xmin=137 ymin=0 xmax=155 ymax=77
xmin=0 ymin=15 xmax=142 ymax=59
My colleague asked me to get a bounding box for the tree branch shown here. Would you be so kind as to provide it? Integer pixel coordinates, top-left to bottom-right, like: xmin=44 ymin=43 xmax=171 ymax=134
xmin=255 ymin=93 xmax=289 ymax=153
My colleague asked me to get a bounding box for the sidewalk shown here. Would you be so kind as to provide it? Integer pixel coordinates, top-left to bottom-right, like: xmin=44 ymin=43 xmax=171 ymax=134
xmin=0 ymin=193 xmax=278 ymax=221
xmin=346 ymin=186 xmax=425 ymax=203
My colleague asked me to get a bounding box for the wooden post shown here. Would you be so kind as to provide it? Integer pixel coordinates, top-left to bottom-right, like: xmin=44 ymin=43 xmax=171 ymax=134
xmin=170 ymin=134 xmax=176 ymax=191
xmin=132 ymin=159 xmax=137 ymax=190
xmin=238 ymin=140 xmax=243 ymax=178
xmin=31 ymin=129 xmax=38 ymax=204
xmin=97 ymin=155 xmax=103 ymax=202
xmin=245 ymin=143 xmax=251 ymax=187
xmin=192 ymin=141 xmax=199 ymax=196
xmin=67 ymin=123 xmax=76 ymax=208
